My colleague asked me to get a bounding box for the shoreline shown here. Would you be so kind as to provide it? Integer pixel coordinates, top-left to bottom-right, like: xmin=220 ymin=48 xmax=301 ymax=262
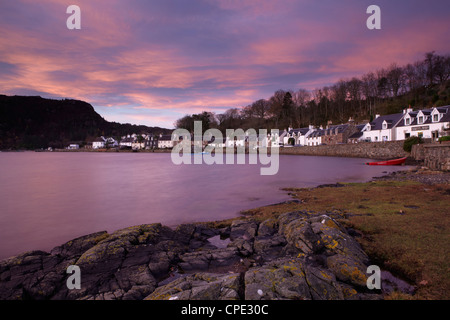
xmin=0 ymin=147 xmax=424 ymax=165
xmin=1 ymin=167 xmax=448 ymax=300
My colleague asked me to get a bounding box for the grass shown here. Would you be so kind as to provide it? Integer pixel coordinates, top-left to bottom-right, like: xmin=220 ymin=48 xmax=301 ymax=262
xmin=199 ymin=179 xmax=449 ymax=299
xmin=278 ymin=180 xmax=450 ymax=300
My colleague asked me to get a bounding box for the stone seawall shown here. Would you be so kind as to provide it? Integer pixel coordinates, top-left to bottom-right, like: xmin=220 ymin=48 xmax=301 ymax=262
xmin=412 ymin=142 xmax=450 ymax=171
xmin=279 ymin=141 xmax=408 ymax=160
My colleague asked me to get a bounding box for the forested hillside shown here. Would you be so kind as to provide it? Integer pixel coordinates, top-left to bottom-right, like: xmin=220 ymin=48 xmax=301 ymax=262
xmin=0 ymin=95 xmax=171 ymax=149
xmin=175 ymin=51 xmax=450 ymax=133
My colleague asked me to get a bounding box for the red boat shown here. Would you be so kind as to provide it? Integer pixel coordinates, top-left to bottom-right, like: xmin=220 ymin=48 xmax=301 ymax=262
xmin=365 ymin=157 xmax=407 ymax=166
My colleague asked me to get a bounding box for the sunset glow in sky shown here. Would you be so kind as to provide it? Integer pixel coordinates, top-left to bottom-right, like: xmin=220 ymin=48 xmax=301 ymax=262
xmin=1 ymin=0 xmax=449 ymax=128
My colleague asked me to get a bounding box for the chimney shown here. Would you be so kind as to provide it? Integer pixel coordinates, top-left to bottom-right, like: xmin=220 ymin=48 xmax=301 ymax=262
xmin=326 ymin=120 xmax=332 ymax=129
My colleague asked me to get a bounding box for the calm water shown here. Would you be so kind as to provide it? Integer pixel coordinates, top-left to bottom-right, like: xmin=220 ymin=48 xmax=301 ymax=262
xmin=0 ymin=152 xmax=411 ymax=259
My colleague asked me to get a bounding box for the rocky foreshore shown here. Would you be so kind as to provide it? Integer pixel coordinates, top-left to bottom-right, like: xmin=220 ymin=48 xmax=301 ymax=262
xmin=0 ymin=210 xmax=383 ymax=300
xmin=371 ymin=167 xmax=450 ymax=184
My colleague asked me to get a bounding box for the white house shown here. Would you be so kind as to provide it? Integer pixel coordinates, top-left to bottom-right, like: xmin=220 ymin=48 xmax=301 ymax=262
xmin=361 ymin=113 xmax=405 ymax=142
xmin=225 ymin=136 xmax=246 ymax=148
xmin=92 ymin=137 xmax=106 ymax=149
xmin=395 ymin=106 xmax=450 ymax=141
xmin=361 ymin=106 xmax=450 ymax=142
xmin=305 ymin=129 xmax=324 ymax=146
xmin=158 ymin=135 xmax=174 ymax=149
xmin=284 ymin=126 xmax=316 ymax=146
xmin=119 ymin=137 xmax=134 ymax=148
xmin=132 ymin=141 xmax=145 ymax=150
xmin=348 ymin=124 xmax=366 ymax=143
xmin=105 ymin=137 xmax=119 ymax=148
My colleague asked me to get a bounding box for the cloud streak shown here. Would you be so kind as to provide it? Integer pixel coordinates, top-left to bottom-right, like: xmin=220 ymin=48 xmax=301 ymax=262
xmin=0 ymin=0 xmax=449 ymax=128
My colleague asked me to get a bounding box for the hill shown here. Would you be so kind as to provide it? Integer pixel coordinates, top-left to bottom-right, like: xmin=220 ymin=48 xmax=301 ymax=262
xmin=0 ymin=95 xmax=171 ymax=150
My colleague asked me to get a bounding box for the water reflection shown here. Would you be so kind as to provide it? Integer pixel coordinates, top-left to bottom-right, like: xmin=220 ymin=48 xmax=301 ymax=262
xmin=0 ymin=152 xmax=410 ymax=259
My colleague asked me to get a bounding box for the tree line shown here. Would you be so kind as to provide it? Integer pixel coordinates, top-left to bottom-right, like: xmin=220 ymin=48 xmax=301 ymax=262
xmin=175 ymin=51 xmax=450 ymax=133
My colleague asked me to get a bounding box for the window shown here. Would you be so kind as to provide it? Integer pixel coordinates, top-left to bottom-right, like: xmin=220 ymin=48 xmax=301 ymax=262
xmin=382 ymin=123 xmax=387 ymax=129
xmin=405 ymin=133 xmax=410 ymax=138
xmin=433 ymin=114 xmax=439 ymax=122
xmin=418 ymin=116 xmax=424 ymax=124
xmin=405 ymin=118 xmax=410 ymax=125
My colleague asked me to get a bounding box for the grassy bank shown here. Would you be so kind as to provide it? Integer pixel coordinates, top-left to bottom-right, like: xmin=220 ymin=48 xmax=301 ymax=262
xmin=240 ymin=179 xmax=450 ymax=300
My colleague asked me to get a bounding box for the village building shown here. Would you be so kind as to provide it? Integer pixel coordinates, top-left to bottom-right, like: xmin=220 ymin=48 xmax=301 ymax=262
xmin=132 ymin=141 xmax=145 ymax=150
xmin=361 ymin=105 xmax=450 ymax=142
xmin=283 ymin=127 xmax=313 ymax=146
xmin=305 ymin=129 xmax=324 ymax=146
xmin=92 ymin=137 xmax=106 ymax=149
xmin=361 ymin=113 xmax=405 ymax=142
xmin=145 ymin=135 xmax=159 ymax=149
xmin=395 ymin=105 xmax=450 ymax=141
xmin=208 ymin=136 xmax=227 ymax=148
xmin=348 ymin=124 xmax=366 ymax=143
xmin=119 ymin=137 xmax=134 ymax=148
xmin=67 ymin=144 xmax=79 ymax=150
xmin=158 ymin=134 xmax=174 ymax=149
xmin=321 ymin=123 xmax=358 ymax=145
xmin=105 ymin=137 xmax=119 ymax=148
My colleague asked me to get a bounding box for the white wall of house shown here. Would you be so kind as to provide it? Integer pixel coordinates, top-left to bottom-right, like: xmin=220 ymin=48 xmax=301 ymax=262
xmin=362 ymin=126 xmax=395 ymax=142
xmin=158 ymin=140 xmax=174 ymax=148
xmin=396 ymin=122 xmax=448 ymax=140
xmin=92 ymin=141 xmax=105 ymax=149
xmin=120 ymin=142 xmax=132 ymax=147
xmin=132 ymin=142 xmax=145 ymax=150
xmin=395 ymin=108 xmax=449 ymax=140
xmin=305 ymin=135 xmax=322 ymax=146
xmin=225 ymin=138 xmax=245 ymax=147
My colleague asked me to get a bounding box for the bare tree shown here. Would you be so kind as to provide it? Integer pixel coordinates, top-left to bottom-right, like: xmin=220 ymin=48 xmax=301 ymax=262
xmin=386 ymin=63 xmax=404 ymax=97
xmin=434 ymin=54 xmax=450 ymax=84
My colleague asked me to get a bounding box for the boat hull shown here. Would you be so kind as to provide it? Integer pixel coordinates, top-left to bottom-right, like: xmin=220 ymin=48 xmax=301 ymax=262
xmin=365 ymin=157 xmax=407 ymax=166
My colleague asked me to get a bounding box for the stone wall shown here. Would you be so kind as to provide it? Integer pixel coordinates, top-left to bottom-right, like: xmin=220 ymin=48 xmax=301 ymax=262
xmin=279 ymin=141 xmax=408 ymax=160
xmin=411 ymin=142 xmax=450 ymax=171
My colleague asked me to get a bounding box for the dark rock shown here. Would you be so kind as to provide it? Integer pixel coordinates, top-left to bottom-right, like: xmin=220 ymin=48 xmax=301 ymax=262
xmin=0 ymin=212 xmax=381 ymax=300
xmin=178 ymin=248 xmax=240 ymax=273
xmin=50 ymin=231 xmax=109 ymax=259
xmin=145 ymin=273 xmax=241 ymax=300
xmin=229 ymin=220 xmax=258 ymax=241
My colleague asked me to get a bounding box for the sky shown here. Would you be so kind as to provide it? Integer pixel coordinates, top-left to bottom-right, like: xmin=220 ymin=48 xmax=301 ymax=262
xmin=1 ymin=0 xmax=449 ymax=129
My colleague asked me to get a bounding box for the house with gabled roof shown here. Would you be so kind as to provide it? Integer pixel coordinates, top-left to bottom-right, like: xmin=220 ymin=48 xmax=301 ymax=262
xmin=348 ymin=124 xmax=366 ymax=143
xmin=305 ymin=128 xmax=325 ymax=146
xmin=361 ymin=113 xmax=405 ymax=142
xmin=321 ymin=123 xmax=358 ymax=145
xmin=120 ymin=137 xmax=134 ymax=148
xmin=158 ymin=134 xmax=174 ymax=149
xmin=92 ymin=137 xmax=106 ymax=149
xmin=395 ymin=105 xmax=450 ymax=141
xmin=361 ymin=105 xmax=450 ymax=142
xmin=283 ymin=126 xmax=314 ymax=146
